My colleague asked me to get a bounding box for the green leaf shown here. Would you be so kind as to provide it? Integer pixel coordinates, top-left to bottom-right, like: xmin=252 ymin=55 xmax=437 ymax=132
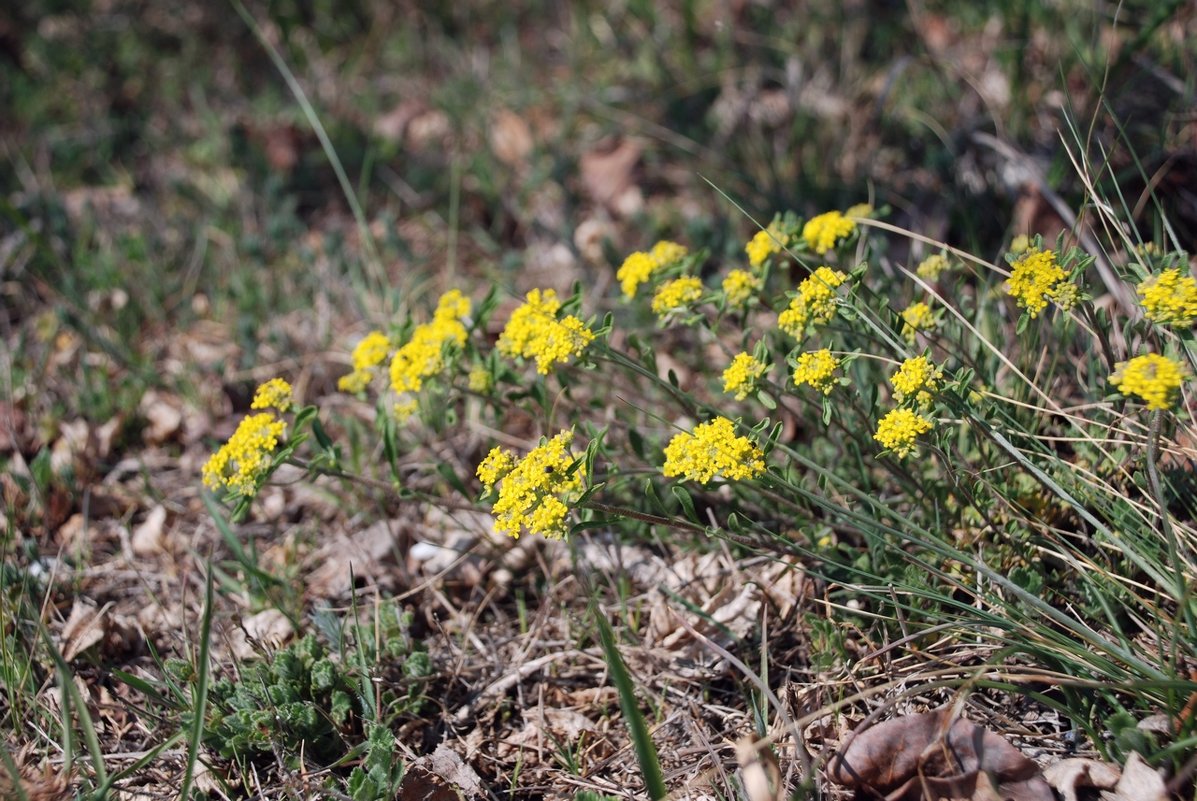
xmin=293 ymin=404 xmax=318 ymax=430
xmin=591 ymin=607 xmax=666 ymax=800
xmin=643 ymin=478 xmax=670 ymax=517
xmin=437 ymin=463 xmax=470 ymax=497
xmin=671 ymin=485 xmax=699 ymax=523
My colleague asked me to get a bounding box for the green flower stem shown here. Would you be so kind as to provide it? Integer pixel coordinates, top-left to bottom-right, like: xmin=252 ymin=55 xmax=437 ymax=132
xmin=1144 ymin=409 xmax=1196 ymax=654
xmin=582 ymin=500 xmax=706 ymax=534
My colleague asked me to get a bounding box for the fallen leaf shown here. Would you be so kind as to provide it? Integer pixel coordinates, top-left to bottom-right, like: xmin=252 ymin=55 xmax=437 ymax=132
xmin=304 ymin=519 xmax=399 ymax=598
xmin=399 ymin=745 xmax=486 ymax=800
xmin=60 ymin=598 xmax=110 ymax=661
xmin=139 ymin=390 xmax=183 ymax=444
xmin=1101 ymin=752 xmax=1166 ymax=801
xmin=229 ymin=608 xmax=295 ymax=660
xmin=1044 ymin=757 xmax=1121 ymax=801
xmin=580 ymin=137 xmax=643 ymax=215
xmin=131 ymin=505 xmax=168 ymax=556
xmin=826 ymin=708 xmax=1054 ymax=801
xmin=490 ymin=108 xmax=534 ymax=167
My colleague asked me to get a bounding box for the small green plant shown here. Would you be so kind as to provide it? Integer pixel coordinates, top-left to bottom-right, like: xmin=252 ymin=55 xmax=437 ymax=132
xmin=181 ymin=612 xmax=426 ymax=798
xmin=199 ymin=635 xmax=358 ymax=764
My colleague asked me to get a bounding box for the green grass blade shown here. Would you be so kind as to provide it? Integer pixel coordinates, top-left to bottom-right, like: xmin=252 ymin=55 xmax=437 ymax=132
xmin=591 ymin=603 xmax=666 ymax=800
xmin=178 ymin=563 xmax=215 ymax=801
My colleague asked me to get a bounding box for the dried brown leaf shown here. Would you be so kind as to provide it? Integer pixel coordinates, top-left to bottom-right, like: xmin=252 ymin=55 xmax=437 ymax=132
xmin=1044 ymin=757 xmax=1121 ymax=801
xmin=580 ymin=137 xmax=643 ymax=215
xmin=827 ymin=709 xmax=1054 ymax=801
xmin=490 ymin=108 xmax=534 ymax=167
xmin=60 ymin=598 xmax=110 ymax=661
xmin=131 ymin=504 xmax=168 ymax=556
xmin=399 ymin=745 xmax=485 ymax=801
xmin=1101 ymin=752 xmax=1167 ymax=801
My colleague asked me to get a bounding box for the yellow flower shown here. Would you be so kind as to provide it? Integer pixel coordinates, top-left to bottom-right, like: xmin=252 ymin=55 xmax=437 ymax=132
xmin=916 ymin=254 xmax=951 ymax=281
xmin=251 ymin=378 xmax=293 ymax=412
xmin=617 ymin=240 xmax=688 ymax=298
xmin=1111 ymin=354 xmax=1188 ymax=410
xmin=722 ymin=353 xmax=767 ymax=400
xmin=481 ymin=431 xmax=585 ymax=539
xmin=777 ymin=267 xmax=847 ymax=339
xmin=468 ymin=367 xmax=492 ymax=393
xmin=746 ymin=225 xmax=787 ymax=269
xmin=802 ymin=211 xmax=855 ymax=255
xmin=890 ymin=355 xmax=942 ymax=408
xmin=662 ymin=417 xmax=765 ymax=484
xmin=498 ymin=288 xmax=596 ymax=374
xmin=393 ymin=397 xmax=418 ymax=420
xmin=900 ymin=301 xmax=935 ymax=342
xmin=389 ymin=290 xmax=472 ymax=395
xmin=1010 ymin=234 xmax=1031 ymax=255
xmin=202 ymin=412 xmax=286 ymax=496
xmin=338 ymin=330 xmax=391 ymax=393
xmin=650 ymin=240 xmax=688 ymax=267
xmin=722 ymin=269 xmax=763 ymax=308
xmin=434 ymin=288 xmax=472 ymax=323
xmin=617 ymin=251 xmax=657 ymax=298
xmin=792 ymin=349 xmax=840 ymax=394
xmin=1005 ymin=248 xmax=1072 ymax=318
xmin=1137 ymin=268 xmax=1197 ymax=327
xmin=873 ymin=408 xmax=933 ymax=458
xmin=651 ymin=276 xmax=704 ymax=316
xmin=476 ymin=445 xmax=515 ymax=491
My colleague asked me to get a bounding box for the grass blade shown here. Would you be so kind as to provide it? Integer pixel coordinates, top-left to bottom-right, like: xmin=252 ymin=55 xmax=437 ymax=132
xmin=591 ymin=603 xmax=666 ymax=800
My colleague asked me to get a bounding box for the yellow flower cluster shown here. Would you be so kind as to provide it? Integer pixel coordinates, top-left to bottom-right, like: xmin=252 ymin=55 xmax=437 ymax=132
xmin=890 ymin=355 xmax=942 ymax=408
xmin=1137 ymin=268 xmax=1197 ymax=327
xmin=651 ymin=276 xmax=704 ymax=316
xmin=498 ymin=288 xmax=595 ymax=374
xmin=1005 ymin=249 xmax=1073 ymax=318
xmin=802 ymin=211 xmax=855 ymax=255
xmin=777 ymin=267 xmax=847 ymax=338
xmin=873 ymin=408 xmax=933 ymax=458
xmin=746 ymin=224 xmax=788 ymax=268
xmin=389 ymin=290 xmax=472 ymax=395
xmin=722 ymin=353 xmax=767 ymax=400
xmin=339 ymin=331 xmax=391 ymax=393
xmin=476 ymin=431 xmax=585 ymax=539
xmin=792 ymin=349 xmax=840 ymax=394
xmin=662 ymin=417 xmax=765 ymax=484
xmin=1111 ymin=354 xmax=1188 ymax=410
xmin=722 ymin=269 xmax=763 ymax=308
xmin=900 ymin=301 xmax=935 ymax=342
xmin=251 ymin=378 xmax=293 ymax=412
xmin=202 ymin=411 xmax=286 ymax=496
xmin=617 ymin=240 xmax=689 ymax=298
xmin=916 ymin=254 xmax=950 ymax=281
xmin=467 ymin=366 xmax=492 ymax=393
